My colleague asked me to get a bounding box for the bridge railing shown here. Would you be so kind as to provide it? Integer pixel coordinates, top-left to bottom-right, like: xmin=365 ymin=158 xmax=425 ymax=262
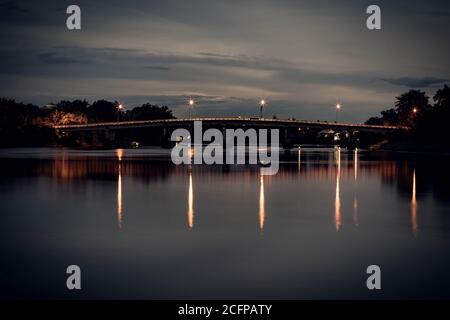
xmin=53 ymin=117 xmax=408 ymax=131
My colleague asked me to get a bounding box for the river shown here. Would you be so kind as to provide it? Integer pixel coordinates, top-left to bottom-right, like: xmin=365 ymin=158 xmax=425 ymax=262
xmin=1 ymin=147 xmax=449 ymax=299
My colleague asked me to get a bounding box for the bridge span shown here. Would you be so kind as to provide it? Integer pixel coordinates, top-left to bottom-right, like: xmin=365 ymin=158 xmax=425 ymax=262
xmin=54 ymin=117 xmax=406 ymax=133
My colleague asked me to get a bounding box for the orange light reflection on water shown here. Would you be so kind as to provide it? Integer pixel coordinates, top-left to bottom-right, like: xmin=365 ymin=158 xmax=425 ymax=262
xmin=117 ymin=149 xmax=123 ymax=228
xmin=259 ymin=175 xmax=265 ymax=231
xmin=335 ymin=147 xmax=341 ymax=231
xmin=411 ymin=169 xmax=418 ymax=235
xmin=188 ymin=173 xmax=194 ymax=229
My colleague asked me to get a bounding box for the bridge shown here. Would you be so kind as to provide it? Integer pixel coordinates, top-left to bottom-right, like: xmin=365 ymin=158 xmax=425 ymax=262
xmin=53 ymin=117 xmax=407 ymax=148
xmin=54 ymin=117 xmax=405 ymax=133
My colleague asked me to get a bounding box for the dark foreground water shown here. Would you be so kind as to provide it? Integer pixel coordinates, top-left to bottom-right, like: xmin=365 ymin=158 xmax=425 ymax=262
xmin=1 ymin=147 xmax=450 ymax=299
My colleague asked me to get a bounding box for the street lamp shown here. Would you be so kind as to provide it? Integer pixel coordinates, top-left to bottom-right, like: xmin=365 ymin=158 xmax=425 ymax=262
xmin=335 ymin=103 xmax=341 ymax=122
xmin=117 ymin=103 xmax=124 ymax=122
xmin=188 ymin=98 xmax=194 ymax=119
xmin=413 ymin=107 xmax=418 ymax=114
xmin=259 ymin=99 xmax=266 ymax=119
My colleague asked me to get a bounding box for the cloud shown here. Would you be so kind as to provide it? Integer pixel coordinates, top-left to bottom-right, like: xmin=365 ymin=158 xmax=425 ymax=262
xmin=36 ymin=46 xmax=289 ymax=70
xmin=0 ymin=1 xmax=29 ymax=13
xmin=143 ymin=66 xmax=171 ymax=71
xmin=7 ymin=45 xmax=446 ymax=104
xmin=381 ymin=77 xmax=449 ymax=88
xmin=32 ymin=46 xmax=369 ymax=84
xmin=38 ymin=52 xmax=92 ymax=65
xmin=417 ymin=9 xmax=450 ymax=17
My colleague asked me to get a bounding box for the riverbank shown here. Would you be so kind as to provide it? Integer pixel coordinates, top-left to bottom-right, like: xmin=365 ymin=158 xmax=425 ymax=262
xmin=369 ymin=139 xmax=450 ymax=155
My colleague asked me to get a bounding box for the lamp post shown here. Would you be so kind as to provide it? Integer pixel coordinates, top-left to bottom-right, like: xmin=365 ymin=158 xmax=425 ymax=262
xmin=335 ymin=103 xmax=341 ymax=122
xmin=117 ymin=103 xmax=124 ymax=122
xmin=259 ymin=99 xmax=266 ymax=119
xmin=188 ymin=98 xmax=194 ymax=119
xmin=412 ymin=107 xmax=418 ymax=124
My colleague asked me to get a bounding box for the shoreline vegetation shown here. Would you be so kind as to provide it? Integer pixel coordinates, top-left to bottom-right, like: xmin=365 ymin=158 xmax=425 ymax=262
xmin=0 ymin=85 xmax=449 ymax=153
xmin=364 ymin=85 xmax=450 ymax=154
xmin=0 ymin=99 xmax=174 ymax=147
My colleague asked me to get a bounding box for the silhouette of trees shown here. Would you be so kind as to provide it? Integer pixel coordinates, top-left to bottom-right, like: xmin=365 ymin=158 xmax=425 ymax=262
xmin=128 ymin=103 xmax=174 ymax=121
xmin=366 ymin=108 xmax=397 ymax=126
xmin=394 ymin=90 xmax=431 ymax=126
xmin=87 ymin=100 xmax=119 ymax=123
xmin=433 ymin=85 xmax=450 ymax=110
xmin=366 ymin=85 xmax=450 ymax=147
xmin=0 ymin=98 xmax=40 ymax=129
xmin=414 ymin=85 xmax=450 ymax=144
xmin=0 ymin=98 xmax=176 ymax=146
xmin=34 ymin=100 xmax=90 ymax=126
xmin=0 ymin=98 xmax=52 ymax=146
xmin=55 ymin=100 xmax=89 ymax=114
xmin=366 ymin=89 xmax=432 ymax=127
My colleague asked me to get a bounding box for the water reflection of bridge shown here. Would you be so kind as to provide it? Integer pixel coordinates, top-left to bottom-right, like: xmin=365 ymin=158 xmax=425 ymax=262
xmin=0 ymin=148 xmax=420 ymax=234
xmin=46 ymin=151 xmax=406 ymax=183
xmin=112 ymin=148 xmax=419 ymax=234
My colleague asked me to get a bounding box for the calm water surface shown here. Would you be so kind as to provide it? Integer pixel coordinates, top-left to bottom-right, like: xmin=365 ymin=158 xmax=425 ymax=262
xmin=1 ymin=147 xmax=450 ymax=299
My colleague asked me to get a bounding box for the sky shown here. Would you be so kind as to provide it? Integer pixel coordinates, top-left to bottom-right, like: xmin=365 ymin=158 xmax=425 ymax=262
xmin=0 ymin=0 xmax=449 ymax=122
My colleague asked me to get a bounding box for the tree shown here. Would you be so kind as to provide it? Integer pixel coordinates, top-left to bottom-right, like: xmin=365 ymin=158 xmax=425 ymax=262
xmin=87 ymin=100 xmax=118 ymax=123
xmin=128 ymin=103 xmax=174 ymax=121
xmin=365 ymin=116 xmax=383 ymax=125
xmin=56 ymin=100 xmax=89 ymax=114
xmin=433 ymin=85 xmax=450 ymax=110
xmin=52 ymin=110 xmax=87 ymax=125
xmin=0 ymin=98 xmax=53 ymax=146
xmin=414 ymin=85 xmax=450 ymax=144
xmin=394 ymin=90 xmax=431 ymax=126
xmin=365 ymin=86 xmax=450 ymax=146
xmin=365 ymin=108 xmax=398 ymax=125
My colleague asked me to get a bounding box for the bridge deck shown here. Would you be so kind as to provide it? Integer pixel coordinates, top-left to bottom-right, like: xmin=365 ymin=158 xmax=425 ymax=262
xmin=54 ymin=117 xmax=407 ymax=133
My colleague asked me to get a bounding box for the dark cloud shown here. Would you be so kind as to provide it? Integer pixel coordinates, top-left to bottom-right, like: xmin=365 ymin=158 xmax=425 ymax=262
xmin=421 ymin=11 xmax=450 ymax=17
xmin=0 ymin=1 xmax=29 ymax=13
xmin=144 ymin=66 xmax=171 ymax=71
xmin=381 ymin=77 xmax=449 ymax=88
xmin=39 ymin=52 xmax=92 ymax=64
xmin=24 ymin=45 xmax=390 ymax=94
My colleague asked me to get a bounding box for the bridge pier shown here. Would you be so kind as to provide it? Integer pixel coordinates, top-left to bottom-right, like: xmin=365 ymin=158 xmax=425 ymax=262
xmin=161 ymin=126 xmax=176 ymax=148
xmin=345 ymin=130 xmax=360 ymax=150
xmin=105 ymin=129 xmax=115 ymax=142
xmin=280 ymin=127 xmax=295 ymax=149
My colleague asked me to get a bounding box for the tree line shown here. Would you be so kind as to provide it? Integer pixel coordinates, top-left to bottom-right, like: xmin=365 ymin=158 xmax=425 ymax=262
xmin=366 ymin=85 xmax=450 ymax=146
xmin=0 ymin=98 xmax=174 ymax=146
